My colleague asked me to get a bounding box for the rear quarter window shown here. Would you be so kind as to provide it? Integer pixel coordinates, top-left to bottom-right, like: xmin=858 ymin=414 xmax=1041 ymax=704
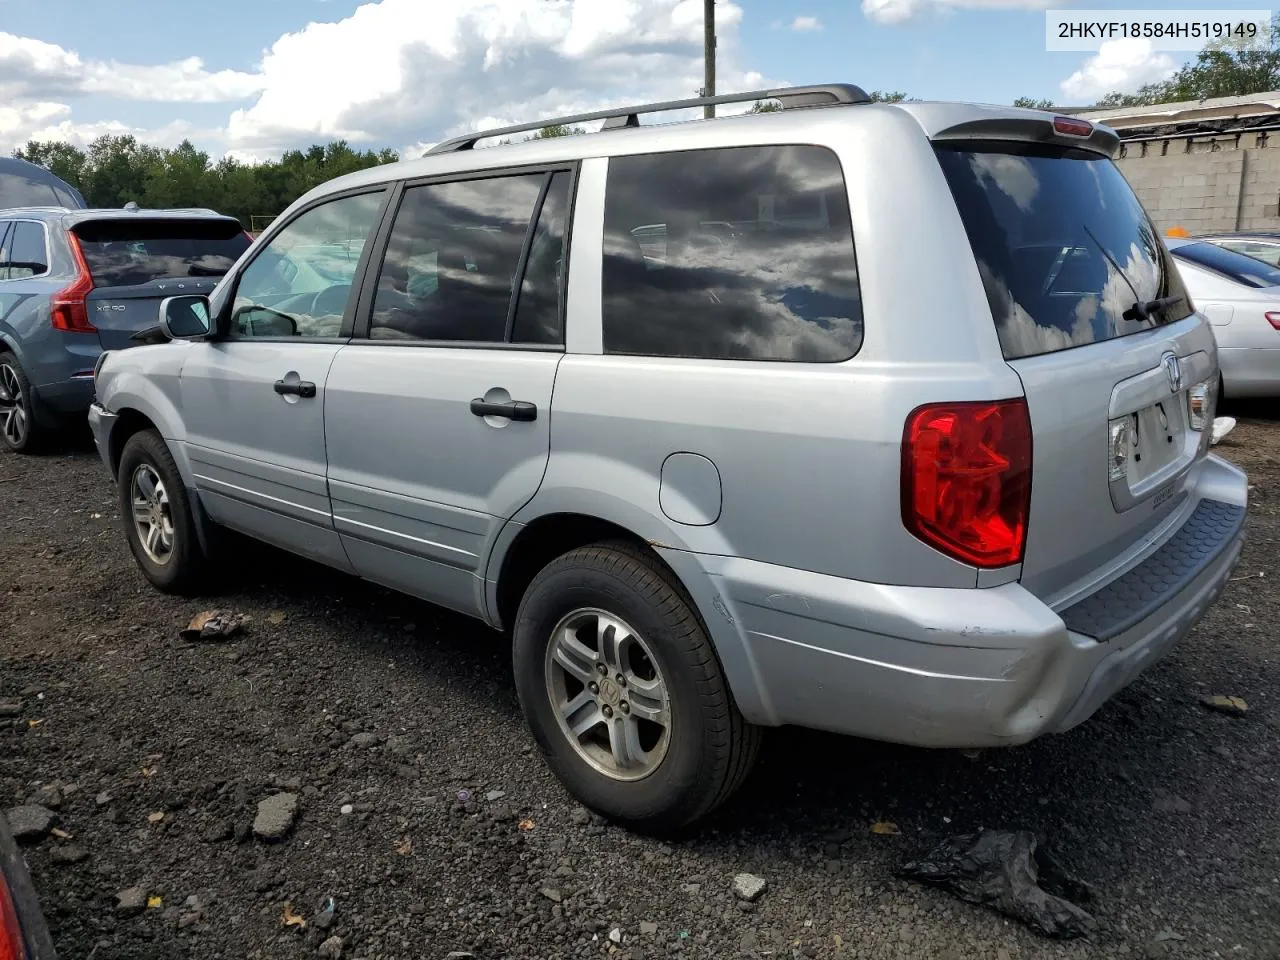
xmin=935 ymin=143 xmax=1193 ymax=361
xmin=601 ymin=144 xmax=863 ymax=362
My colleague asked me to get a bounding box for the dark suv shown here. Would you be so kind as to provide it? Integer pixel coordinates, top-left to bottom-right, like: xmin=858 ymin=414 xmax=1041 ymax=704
xmin=0 ymin=206 xmax=252 ymax=451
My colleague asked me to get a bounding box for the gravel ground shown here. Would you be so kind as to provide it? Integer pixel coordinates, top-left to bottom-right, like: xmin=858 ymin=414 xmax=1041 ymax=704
xmin=2 ymin=410 xmax=1278 ymax=960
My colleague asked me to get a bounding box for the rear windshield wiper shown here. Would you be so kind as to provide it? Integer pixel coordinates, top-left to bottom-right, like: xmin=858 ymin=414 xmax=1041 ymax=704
xmin=1123 ymin=295 xmax=1183 ymax=323
xmin=187 ymin=264 xmax=227 ymax=277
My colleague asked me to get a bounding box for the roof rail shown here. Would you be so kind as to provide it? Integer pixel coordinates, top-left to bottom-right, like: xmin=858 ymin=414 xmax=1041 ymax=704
xmin=426 ymin=83 xmax=871 ymax=155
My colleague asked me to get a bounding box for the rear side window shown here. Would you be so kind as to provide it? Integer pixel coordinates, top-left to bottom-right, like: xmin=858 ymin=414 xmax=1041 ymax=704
xmin=1172 ymin=241 xmax=1280 ymax=288
xmin=369 ymin=170 xmax=570 ymax=344
xmin=601 ymin=145 xmax=863 ymax=362
xmin=935 ymin=143 xmax=1193 ymax=361
xmin=73 ymin=219 xmax=251 ymax=288
xmin=0 ymin=222 xmax=48 ymax=280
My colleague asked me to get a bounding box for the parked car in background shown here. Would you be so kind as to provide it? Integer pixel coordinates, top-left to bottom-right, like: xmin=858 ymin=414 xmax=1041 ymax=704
xmin=0 ymin=207 xmax=252 ymax=452
xmin=1193 ymin=230 xmax=1280 ymax=267
xmin=88 ymin=86 xmax=1247 ymax=831
xmin=0 ymin=157 xmax=84 ymax=210
xmin=0 ymin=812 xmax=58 ymax=960
xmin=1166 ymin=237 xmax=1280 ymax=398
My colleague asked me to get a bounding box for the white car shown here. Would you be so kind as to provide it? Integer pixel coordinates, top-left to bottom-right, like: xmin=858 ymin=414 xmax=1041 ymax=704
xmin=1167 ymin=237 xmax=1280 ymax=398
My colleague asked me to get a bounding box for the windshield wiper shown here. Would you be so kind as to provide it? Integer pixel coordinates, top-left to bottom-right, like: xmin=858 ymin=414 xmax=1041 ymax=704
xmin=1123 ymin=295 xmax=1183 ymax=323
xmin=187 ymin=264 xmax=227 ymax=277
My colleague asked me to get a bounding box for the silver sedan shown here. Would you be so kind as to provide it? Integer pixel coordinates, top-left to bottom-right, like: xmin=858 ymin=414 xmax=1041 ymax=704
xmin=1167 ymin=237 xmax=1280 ymax=398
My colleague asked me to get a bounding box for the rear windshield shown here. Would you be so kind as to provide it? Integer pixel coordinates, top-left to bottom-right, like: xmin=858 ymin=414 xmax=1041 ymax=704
xmin=1171 ymin=240 xmax=1280 ymax=288
xmin=73 ymin=219 xmax=250 ymax=288
xmin=935 ymin=143 xmax=1193 ymax=360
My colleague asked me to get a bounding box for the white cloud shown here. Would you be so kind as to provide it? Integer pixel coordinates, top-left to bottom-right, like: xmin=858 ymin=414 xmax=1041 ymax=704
xmin=791 ymin=15 xmax=822 ymax=31
xmin=862 ymin=0 xmax=1056 ymax=25
xmin=225 ymin=0 xmax=755 ymax=153
xmin=1 ymin=0 xmax=766 ymax=159
xmin=0 ymin=32 xmax=264 ymax=103
xmin=1059 ymin=39 xmax=1177 ymax=102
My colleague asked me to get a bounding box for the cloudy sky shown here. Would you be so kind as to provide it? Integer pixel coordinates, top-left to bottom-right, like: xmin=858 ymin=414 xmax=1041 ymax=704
xmin=0 ymin=0 xmax=1214 ymax=161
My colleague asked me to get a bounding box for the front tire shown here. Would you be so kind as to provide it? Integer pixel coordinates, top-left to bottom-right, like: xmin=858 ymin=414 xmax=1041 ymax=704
xmin=117 ymin=429 xmax=207 ymax=594
xmin=513 ymin=541 xmax=759 ymax=833
xmin=0 ymin=353 xmax=42 ymax=454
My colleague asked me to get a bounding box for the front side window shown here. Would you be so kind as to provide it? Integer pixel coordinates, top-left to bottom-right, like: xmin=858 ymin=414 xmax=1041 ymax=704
xmin=935 ymin=143 xmax=1194 ymax=360
xmin=601 ymin=145 xmax=863 ymax=362
xmin=369 ymin=173 xmax=553 ymax=342
xmin=231 ymin=191 xmax=385 ymax=339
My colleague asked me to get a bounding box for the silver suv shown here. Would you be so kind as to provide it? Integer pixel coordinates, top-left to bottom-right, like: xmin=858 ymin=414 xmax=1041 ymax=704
xmin=88 ymin=85 xmax=1249 ymax=831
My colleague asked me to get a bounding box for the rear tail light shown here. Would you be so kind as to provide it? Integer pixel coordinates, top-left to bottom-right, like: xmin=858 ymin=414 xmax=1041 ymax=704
xmin=0 ymin=875 xmax=27 ymax=960
xmin=1053 ymin=115 xmax=1094 ymax=138
xmin=50 ymin=233 xmax=96 ymax=333
xmin=1188 ymin=375 xmax=1218 ymax=433
xmin=1265 ymin=311 xmax=1280 ymax=331
xmin=902 ymin=399 xmax=1032 ymax=568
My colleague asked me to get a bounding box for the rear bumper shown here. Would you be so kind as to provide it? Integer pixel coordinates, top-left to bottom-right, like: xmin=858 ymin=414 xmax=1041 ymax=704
xmin=33 ymin=375 xmax=95 ymax=417
xmin=661 ymin=455 xmax=1247 ymax=748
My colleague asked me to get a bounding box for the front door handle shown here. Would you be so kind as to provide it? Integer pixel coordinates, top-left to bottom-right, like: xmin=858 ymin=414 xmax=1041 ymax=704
xmin=274 ymin=379 xmax=317 ymax=399
xmin=470 ymin=398 xmax=537 ymax=422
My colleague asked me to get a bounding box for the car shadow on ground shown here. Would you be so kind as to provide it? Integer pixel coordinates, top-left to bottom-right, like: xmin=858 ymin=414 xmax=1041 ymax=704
xmin=217 ymin=530 xmax=1258 ymax=915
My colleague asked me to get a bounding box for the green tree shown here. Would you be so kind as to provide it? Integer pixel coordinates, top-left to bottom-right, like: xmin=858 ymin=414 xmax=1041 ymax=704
xmin=867 ymin=90 xmax=910 ymax=103
xmin=530 ymin=124 xmax=583 ymax=139
xmin=15 ymin=140 xmax=88 ymax=188
xmin=1014 ymin=97 xmax=1055 ymax=110
xmin=1097 ymin=15 xmax=1280 ymax=106
xmin=749 ymin=100 xmax=782 ymax=113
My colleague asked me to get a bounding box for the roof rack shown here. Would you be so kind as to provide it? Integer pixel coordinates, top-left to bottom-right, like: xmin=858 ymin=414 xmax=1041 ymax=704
xmin=426 ymin=83 xmax=871 ymax=155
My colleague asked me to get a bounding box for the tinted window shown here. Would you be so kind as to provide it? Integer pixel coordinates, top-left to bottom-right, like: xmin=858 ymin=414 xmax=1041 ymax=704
xmin=935 ymin=144 xmax=1193 ymax=361
xmin=232 ymin=191 xmax=385 ymax=339
xmin=370 ymin=174 xmax=545 ymax=342
xmin=0 ymin=223 xmax=12 ymax=280
xmin=1212 ymin=238 xmax=1280 ymax=267
xmin=601 ymin=146 xmax=862 ymax=362
xmin=8 ymin=223 xmax=49 ymax=278
xmin=1173 ymin=240 xmax=1280 ymax=288
xmin=74 ymin=219 xmax=251 ymax=288
xmin=511 ymin=172 xmax=572 ymax=345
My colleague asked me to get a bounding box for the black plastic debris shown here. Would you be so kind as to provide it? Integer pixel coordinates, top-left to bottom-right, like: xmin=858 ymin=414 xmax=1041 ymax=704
xmin=899 ymin=829 xmax=1097 ymax=939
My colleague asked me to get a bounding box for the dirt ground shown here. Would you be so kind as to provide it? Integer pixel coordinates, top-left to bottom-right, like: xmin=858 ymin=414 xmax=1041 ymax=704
xmin=2 ymin=407 xmax=1278 ymax=960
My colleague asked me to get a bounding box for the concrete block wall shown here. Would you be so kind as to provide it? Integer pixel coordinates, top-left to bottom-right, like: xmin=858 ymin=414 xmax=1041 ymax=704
xmin=1115 ymin=134 xmax=1280 ymax=234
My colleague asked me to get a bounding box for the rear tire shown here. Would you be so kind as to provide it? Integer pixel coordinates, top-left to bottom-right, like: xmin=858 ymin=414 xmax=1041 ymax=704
xmin=0 ymin=352 xmax=44 ymax=454
xmin=117 ymin=429 xmax=207 ymax=594
xmin=513 ymin=540 xmax=759 ymax=833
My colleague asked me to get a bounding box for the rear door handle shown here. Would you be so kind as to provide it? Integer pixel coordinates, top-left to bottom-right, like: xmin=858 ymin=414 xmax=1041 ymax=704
xmin=274 ymin=379 xmax=317 ymax=398
xmin=470 ymin=398 xmax=537 ymax=422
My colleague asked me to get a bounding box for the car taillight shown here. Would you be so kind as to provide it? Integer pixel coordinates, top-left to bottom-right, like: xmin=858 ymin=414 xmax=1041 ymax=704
xmin=1053 ymin=115 xmax=1094 ymax=138
xmin=50 ymin=233 xmax=96 ymax=333
xmin=1265 ymin=311 xmax=1280 ymax=331
xmin=0 ymin=875 xmax=26 ymax=960
xmin=902 ymin=398 xmax=1032 ymax=568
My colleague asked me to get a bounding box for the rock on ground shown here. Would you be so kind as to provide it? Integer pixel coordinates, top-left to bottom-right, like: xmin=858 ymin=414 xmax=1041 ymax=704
xmin=732 ymin=873 xmax=768 ymax=902
xmin=116 ymin=886 xmax=147 ymax=916
xmin=317 ymin=935 xmax=343 ymax=958
xmin=253 ymin=792 xmax=299 ymax=842
xmin=5 ymin=805 xmax=56 ymax=843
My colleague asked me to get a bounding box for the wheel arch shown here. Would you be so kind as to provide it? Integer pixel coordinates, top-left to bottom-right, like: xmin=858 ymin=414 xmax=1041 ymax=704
xmin=486 ymin=493 xmax=775 ymax=727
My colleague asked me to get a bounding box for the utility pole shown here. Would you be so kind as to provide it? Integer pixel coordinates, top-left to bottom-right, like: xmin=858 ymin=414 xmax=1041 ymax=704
xmin=703 ymin=0 xmax=716 ymax=118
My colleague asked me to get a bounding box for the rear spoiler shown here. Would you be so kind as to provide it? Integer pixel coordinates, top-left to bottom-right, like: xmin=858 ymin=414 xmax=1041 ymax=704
xmin=895 ymin=103 xmax=1121 ymax=158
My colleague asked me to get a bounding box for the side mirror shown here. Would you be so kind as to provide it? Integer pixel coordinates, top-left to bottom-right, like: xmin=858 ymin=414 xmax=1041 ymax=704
xmin=158 ymin=295 xmax=213 ymax=340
